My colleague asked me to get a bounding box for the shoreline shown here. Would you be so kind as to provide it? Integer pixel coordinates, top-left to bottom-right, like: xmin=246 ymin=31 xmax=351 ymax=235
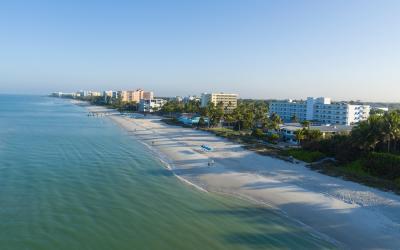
xmin=83 ymin=104 xmax=400 ymax=249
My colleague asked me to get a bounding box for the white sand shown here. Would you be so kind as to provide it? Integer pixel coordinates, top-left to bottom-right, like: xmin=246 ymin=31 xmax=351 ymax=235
xmin=86 ymin=106 xmax=400 ymax=249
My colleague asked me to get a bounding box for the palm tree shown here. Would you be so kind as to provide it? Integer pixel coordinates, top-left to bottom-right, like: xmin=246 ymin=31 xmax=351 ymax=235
xmin=295 ymin=129 xmax=306 ymax=144
xmin=254 ymin=103 xmax=268 ymax=129
xmin=351 ymin=115 xmax=382 ymax=152
xmin=162 ymin=103 xmax=174 ymax=117
xmin=268 ymin=113 xmax=283 ymax=131
xmin=224 ymin=114 xmax=235 ymax=128
xmin=305 ymin=129 xmax=323 ymax=141
xmin=206 ymin=102 xmax=215 ymax=127
xmin=301 ymin=120 xmax=311 ymax=129
xmin=232 ymin=104 xmax=243 ymax=131
xmin=382 ymin=111 xmax=400 ymax=152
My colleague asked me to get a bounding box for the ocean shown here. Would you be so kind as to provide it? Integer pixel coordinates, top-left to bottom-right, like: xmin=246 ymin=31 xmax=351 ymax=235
xmin=0 ymin=95 xmax=334 ymax=249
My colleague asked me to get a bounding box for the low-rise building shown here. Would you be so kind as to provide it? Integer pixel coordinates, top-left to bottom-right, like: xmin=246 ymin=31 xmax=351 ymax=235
xmin=139 ymin=98 xmax=166 ymax=112
xmin=178 ymin=114 xmax=209 ymax=125
xmin=200 ymin=92 xmax=238 ymax=112
xmin=279 ymin=123 xmax=353 ymax=144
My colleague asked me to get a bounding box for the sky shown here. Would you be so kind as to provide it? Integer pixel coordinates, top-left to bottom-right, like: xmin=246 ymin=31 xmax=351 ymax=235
xmin=0 ymin=0 xmax=399 ymax=102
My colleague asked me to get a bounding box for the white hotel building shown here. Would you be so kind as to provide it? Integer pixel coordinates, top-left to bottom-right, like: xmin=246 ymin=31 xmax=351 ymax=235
xmin=269 ymin=97 xmax=370 ymax=125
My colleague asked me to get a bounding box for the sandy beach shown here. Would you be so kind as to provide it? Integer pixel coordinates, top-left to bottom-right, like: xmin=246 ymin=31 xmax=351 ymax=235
xmin=87 ymin=106 xmax=400 ymax=249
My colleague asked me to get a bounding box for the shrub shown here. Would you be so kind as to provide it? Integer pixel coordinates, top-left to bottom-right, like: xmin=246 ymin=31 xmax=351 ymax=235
xmin=282 ymin=149 xmax=325 ymax=163
xmin=198 ymin=117 xmax=207 ymax=127
xmin=342 ymin=160 xmax=369 ymax=177
xmin=363 ymin=152 xmax=400 ymax=180
xmin=302 ymin=134 xmax=361 ymax=163
xmin=266 ymin=133 xmax=280 ymax=143
xmin=251 ymin=128 xmax=265 ymax=139
xmin=395 ymin=177 xmax=400 ymax=189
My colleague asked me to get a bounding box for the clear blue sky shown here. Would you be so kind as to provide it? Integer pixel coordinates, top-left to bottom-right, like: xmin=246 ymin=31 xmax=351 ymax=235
xmin=1 ymin=0 xmax=399 ymax=101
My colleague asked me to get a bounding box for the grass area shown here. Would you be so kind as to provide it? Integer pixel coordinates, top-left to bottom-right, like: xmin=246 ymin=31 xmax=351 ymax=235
xmin=280 ymin=149 xmax=326 ymax=163
xmin=341 ymin=160 xmax=370 ymax=177
xmin=161 ymin=118 xmax=191 ymax=127
xmin=205 ymin=127 xmax=250 ymax=137
xmin=309 ymin=161 xmax=400 ymax=194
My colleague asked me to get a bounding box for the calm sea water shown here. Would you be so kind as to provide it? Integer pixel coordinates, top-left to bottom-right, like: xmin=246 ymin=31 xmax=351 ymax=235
xmin=0 ymin=95 xmax=335 ymax=249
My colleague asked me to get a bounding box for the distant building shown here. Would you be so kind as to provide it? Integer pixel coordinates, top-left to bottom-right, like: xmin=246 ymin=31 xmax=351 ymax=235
xmin=139 ymin=98 xmax=166 ymax=112
xmin=142 ymin=91 xmax=154 ymax=100
xmin=77 ymin=90 xmax=89 ymax=97
xmin=183 ymin=95 xmax=200 ymax=103
xmin=51 ymin=92 xmax=63 ymax=97
xmin=89 ymin=91 xmax=102 ymax=97
xmin=76 ymin=90 xmax=101 ymax=97
xmin=103 ymin=90 xmax=119 ymax=99
xmin=279 ymin=123 xmax=353 ymax=144
xmin=51 ymin=92 xmax=77 ymax=98
xmin=371 ymin=106 xmax=389 ymax=112
xmin=174 ymin=96 xmax=183 ymax=102
xmin=269 ymin=97 xmax=370 ymax=125
xmin=103 ymin=90 xmax=120 ymax=102
xmin=119 ymin=89 xmax=153 ymax=103
xmin=200 ymin=93 xmax=238 ymax=112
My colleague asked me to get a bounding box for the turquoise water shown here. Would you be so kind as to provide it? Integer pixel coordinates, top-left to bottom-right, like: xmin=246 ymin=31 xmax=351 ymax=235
xmin=0 ymin=95 xmax=335 ymax=249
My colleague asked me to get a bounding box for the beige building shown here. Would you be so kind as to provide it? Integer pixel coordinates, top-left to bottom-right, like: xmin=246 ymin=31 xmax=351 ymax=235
xmin=119 ymin=89 xmax=154 ymax=102
xmin=89 ymin=91 xmax=102 ymax=97
xmin=143 ymin=91 xmax=154 ymax=100
xmin=200 ymin=93 xmax=238 ymax=112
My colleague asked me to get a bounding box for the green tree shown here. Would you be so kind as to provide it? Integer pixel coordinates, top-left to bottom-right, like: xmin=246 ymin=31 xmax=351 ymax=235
xmin=301 ymin=120 xmax=311 ymax=129
xmin=252 ymin=128 xmax=265 ymax=139
xmin=254 ymin=103 xmax=269 ymax=128
xmin=268 ymin=113 xmax=283 ymax=131
xmin=382 ymin=111 xmax=400 ymax=152
xmin=295 ymin=129 xmax=306 ymax=144
xmin=351 ymin=115 xmax=383 ymax=152
xmin=305 ymin=129 xmax=323 ymax=141
xmin=198 ymin=117 xmax=207 ymax=128
xmin=224 ymin=114 xmax=235 ymax=128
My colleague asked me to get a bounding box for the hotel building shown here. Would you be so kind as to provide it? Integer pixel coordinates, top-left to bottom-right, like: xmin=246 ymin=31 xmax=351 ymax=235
xmin=269 ymin=97 xmax=370 ymax=125
xmin=200 ymin=93 xmax=238 ymax=112
xmin=119 ymin=89 xmax=154 ymax=103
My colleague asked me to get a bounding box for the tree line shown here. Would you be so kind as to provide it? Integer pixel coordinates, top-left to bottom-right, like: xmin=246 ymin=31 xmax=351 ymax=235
xmin=302 ymin=111 xmax=400 ymax=181
xmin=160 ymin=99 xmax=286 ymax=133
xmin=75 ymin=96 xmax=139 ymax=112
